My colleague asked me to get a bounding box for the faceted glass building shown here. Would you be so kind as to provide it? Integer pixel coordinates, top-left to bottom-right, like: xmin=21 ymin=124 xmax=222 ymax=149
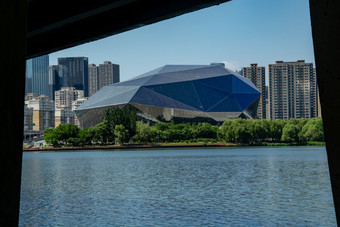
xmin=76 ymin=65 xmax=260 ymax=128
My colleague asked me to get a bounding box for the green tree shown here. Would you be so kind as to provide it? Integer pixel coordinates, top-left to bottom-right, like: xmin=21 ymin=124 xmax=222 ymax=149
xmin=94 ymin=120 xmax=112 ymax=144
xmin=67 ymin=137 xmax=81 ymax=146
xmin=221 ymin=120 xmax=236 ymax=142
xmin=54 ymin=124 xmax=79 ymax=144
xmin=134 ymin=121 xmax=153 ymax=143
xmin=281 ymin=124 xmax=300 ymax=142
xmin=300 ymin=118 xmax=324 ymax=141
xmin=104 ymin=108 xmax=137 ymax=140
xmin=44 ymin=128 xmax=59 ymax=146
xmin=172 ymin=123 xmax=192 ymax=141
xmin=43 ymin=128 xmax=53 ymax=136
xmin=221 ymin=118 xmax=251 ymax=143
xmin=149 ymin=127 xmax=163 ymax=143
xmin=196 ymin=122 xmax=217 ymax=139
xmin=249 ymin=119 xmax=268 ymax=142
xmin=269 ymin=119 xmax=286 ymax=142
xmin=114 ymin=124 xmax=129 ymax=145
xmin=261 ymin=119 xmax=271 ymax=141
xmin=165 ymin=128 xmax=182 ymax=142
xmin=155 ymin=122 xmax=171 ymax=131
xmin=235 ymin=121 xmax=252 ymax=143
xmin=45 ymin=124 xmax=80 ymax=146
xmin=78 ymin=127 xmax=95 ymax=145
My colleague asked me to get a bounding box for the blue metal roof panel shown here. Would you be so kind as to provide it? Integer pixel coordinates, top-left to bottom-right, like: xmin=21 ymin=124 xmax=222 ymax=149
xmin=143 ymin=65 xmax=232 ymax=86
xmin=233 ymin=93 xmax=261 ymax=110
xmin=192 ymin=80 xmax=232 ymax=111
xmin=232 ymin=75 xmax=260 ymax=94
xmin=208 ymin=94 xmax=242 ymax=112
xmin=115 ymin=75 xmax=153 ymax=86
xmin=131 ymin=65 xmax=166 ymax=79
xmin=77 ymin=86 xmax=139 ymax=110
xmin=232 ymin=73 xmax=259 ymax=91
xmin=131 ymin=87 xmax=200 ymax=111
xmin=146 ymin=81 xmax=204 ymax=111
xmin=157 ymin=65 xmax=211 ymax=74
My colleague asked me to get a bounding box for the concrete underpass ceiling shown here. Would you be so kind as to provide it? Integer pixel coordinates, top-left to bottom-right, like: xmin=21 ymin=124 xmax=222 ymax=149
xmin=27 ymin=0 xmax=230 ymax=59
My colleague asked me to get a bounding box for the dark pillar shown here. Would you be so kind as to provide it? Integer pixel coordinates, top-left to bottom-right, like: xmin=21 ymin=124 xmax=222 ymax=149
xmin=309 ymin=0 xmax=340 ymax=224
xmin=0 ymin=0 xmax=26 ymax=225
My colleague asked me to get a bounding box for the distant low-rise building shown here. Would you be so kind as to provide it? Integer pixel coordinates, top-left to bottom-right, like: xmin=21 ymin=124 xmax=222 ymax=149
xmin=25 ymin=93 xmax=55 ymax=130
xmin=72 ymin=97 xmax=89 ymax=126
xmin=54 ymin=87 xmax=84 ymax=127
xmin=55 ymin=87 xmax=84 ymax=108
xmin=24 ymin=103 xmax=33 ymax=130
xmin=55 ymin=106 xmax=75 ymax=127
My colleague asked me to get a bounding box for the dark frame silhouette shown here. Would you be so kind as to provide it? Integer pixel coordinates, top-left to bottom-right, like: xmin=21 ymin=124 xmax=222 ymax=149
xmin=1 ymin=0 xmax=339 ymax=225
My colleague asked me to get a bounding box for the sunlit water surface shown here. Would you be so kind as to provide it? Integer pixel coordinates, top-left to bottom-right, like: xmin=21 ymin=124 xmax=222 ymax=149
xmin=20 ymin=146 xmax=336 ymax=226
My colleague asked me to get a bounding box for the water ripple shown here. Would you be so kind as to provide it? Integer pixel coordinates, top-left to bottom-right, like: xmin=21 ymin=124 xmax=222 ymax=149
xmin=20 ymin=147 xmax=336 ymax=226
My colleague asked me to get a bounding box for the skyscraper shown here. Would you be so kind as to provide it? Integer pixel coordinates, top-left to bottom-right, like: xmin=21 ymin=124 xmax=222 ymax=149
xmin=48 ymin=65 xmax=66 ymax=100
xmin=98 ymin=61 xmax=120 ymax=90
xmin=88 ymin=64 xmax=99 ymax=97
xmin=242 ymin=64 xmax=266 ymax=119
xmin=25 ymin=55 xmax=49 ymax=96
xmin=58 ymin=57 xmax=89 ymax=96
xmin=269 ymin=60 xmax=317 ymax=120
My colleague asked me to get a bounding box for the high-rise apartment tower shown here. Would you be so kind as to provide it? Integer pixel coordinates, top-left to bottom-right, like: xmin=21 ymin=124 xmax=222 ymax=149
xmin=269 ymin=60 xmax=317 ymax=120
xmin=88 ymin=64 xmax=99 ymax=97
xmin=88 ymin=61 xmax=120 ymax=96
xmin=242 ymin=64 xmax=266 ymax=119
xmin=98 ymin=61 xmax=120 ymax=90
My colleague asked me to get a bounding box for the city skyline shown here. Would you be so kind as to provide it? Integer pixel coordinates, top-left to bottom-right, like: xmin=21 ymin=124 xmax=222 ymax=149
xmin=48 ymin=0 xmax=314 ymax=83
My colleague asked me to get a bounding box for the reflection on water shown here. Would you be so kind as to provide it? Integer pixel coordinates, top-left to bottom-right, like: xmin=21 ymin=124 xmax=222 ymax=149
xmin=20 ymin=146 xmax=336 ymax=226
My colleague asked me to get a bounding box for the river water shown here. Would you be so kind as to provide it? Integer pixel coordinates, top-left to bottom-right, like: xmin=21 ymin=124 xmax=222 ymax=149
xmin=19 ymin=146 xmax=336 ymax=226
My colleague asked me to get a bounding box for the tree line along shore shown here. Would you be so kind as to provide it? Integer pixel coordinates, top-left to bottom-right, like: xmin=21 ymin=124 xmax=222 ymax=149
xmin=42 ymin=108 xmax=325 ymax=148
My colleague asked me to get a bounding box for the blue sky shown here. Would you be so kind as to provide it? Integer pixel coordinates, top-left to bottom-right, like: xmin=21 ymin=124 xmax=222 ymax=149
xmin=49 ymin=0 xmax=315 ymax=82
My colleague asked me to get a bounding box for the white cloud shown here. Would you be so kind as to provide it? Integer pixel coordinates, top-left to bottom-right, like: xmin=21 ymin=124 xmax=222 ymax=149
xmin=221 ymin=61 xmax=241 ymax=72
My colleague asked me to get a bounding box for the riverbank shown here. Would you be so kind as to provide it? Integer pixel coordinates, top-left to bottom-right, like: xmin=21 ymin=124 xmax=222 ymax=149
xmin=22 ymin=141 xmax=325 ymax=152
xmin=23 ymin=142 xmax=238 ymax=152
